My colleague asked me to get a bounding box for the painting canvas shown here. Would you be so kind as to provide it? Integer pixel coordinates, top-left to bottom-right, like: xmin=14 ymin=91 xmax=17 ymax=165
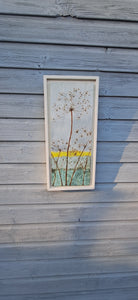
xmin=44 ymin=75 xmax=99 ymax=191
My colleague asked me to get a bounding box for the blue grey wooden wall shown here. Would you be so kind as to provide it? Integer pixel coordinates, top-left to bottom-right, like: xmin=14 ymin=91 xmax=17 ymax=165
xmin=0 ymin=1 xmax=138 ymax=299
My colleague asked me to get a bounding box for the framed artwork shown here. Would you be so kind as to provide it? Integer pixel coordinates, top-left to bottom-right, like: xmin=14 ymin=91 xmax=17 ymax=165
xmin=43 ymin=75 xmax=99 ymax=191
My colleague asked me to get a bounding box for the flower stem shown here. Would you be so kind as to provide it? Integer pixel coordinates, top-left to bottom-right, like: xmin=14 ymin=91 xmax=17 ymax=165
xmin=52 ymin=150 xmax=61 ymax=186
xmin=69 ymin=143 xmax=87 ymax=186
xmin=82 ymin=156 xmax=88 ymax=185
xmin=51 ymin=152 xmax=63 ymax=186
xmin=65 ymin=109 xmax=73 ymax=185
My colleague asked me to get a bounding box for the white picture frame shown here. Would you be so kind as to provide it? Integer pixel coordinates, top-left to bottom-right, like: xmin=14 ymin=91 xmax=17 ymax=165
xmin=43 ymin=75 xmax=99 ymax=191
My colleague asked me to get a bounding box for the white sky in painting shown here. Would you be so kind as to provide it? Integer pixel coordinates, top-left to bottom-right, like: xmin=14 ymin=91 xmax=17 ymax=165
xmin=47 ymin=80 xmax=95 ymax=151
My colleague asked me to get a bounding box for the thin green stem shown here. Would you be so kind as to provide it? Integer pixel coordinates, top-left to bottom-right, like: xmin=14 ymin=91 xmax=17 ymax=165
xmin=82 ymin=156 xmax=88 ymax=185
xmin=51 ymin=152 xmax=63 ymax=186
xmin=52 ymin=150 xmax=61 ymax=186
xmin=69 ymin=143 xmax=87 ymax=186
xmin=65 ymin=109 xmax=73 ymax=185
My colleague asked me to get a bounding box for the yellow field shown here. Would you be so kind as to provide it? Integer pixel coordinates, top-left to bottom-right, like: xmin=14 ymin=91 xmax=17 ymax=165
xmin=51 ymin=151 xmax=91 ymax=158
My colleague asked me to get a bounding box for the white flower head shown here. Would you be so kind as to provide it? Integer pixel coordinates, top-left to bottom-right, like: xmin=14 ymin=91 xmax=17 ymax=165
xmin=52 ymin=88 xmax=91 ymax=120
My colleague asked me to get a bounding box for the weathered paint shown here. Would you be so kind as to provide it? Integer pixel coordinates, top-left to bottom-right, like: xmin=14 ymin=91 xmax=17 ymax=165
xmin=0 ymin=1 xmax=138 ymax=299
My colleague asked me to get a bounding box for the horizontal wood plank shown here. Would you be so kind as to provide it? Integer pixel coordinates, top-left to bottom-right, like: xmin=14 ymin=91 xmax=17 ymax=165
xmin=0 ymin=95 xmax=138 ymax=120
xmin=1 ymin=238 xmax=138 ymax=261
xmin=0 ymin=0 xmax=138 ymax=21
xmin=0 ymin=142 xmax=138 ymax=163
xmin=0 ymin=164 xmax=46 ymax=184
xmin=98 ymin=121 xmax=138 ymax=141
xmin=0 ymin=142 xmax=45 ymax=163
xmin=1 ymin=69 xmax=138 ymax=97
xmin=1 ymin=15 xmax=138 ymax=48
xmin=0 ymin=119 xmax=137 ymax=141
xmin=1 ymin=202 xmax=138 ymax=225
xmin=0 ymin=94 xmax=44 ymax=119
xmin=1 ymin=288 xmax=138 ymax=300
xmin=96 ymin=163 xmax=138 ymax=183
xmin=0 ymin=273 xmax=138 ymax=295
xmin=1 ymin=43 xmax=138 ymax=73
xmin=0 ymin=183 xmax=137 ymax=204
xmin=0 ymin=119 xmax=44 ymax=141
xmin=0 ymin=221 xmax=138 ymax=243
xmin=0 ymin=163 xmax=138 ymax=184
xmin=99 ymin=97 xmax=138 ymax=120
xmin=97 ymin=142 xmax=138 ymax=162
xmin=0 ymin=256 xmax=138 ymax=279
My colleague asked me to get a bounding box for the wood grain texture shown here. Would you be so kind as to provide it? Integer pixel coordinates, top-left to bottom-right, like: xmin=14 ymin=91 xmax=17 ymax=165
xmin=0 ymin=163 xmax=137 ymax=184
xmin=1 ymin=0 xmax=138 ymax=298
xmin=97 ymin=142 xmax=138 ymax=162
xmin=0 ymin=273 xmax=138 ymax=295
xmin=1 ymin=43 xmax=138 ymax=73
xmin=0 ymin=119 xmax=137 ymax=141
xmin=0 ymin=164 xmax=46 ymax=184
xmin=1 ymin=69 xmax=138 ymax=97
xmin=99 ymin=97 xmax=138 ymax=120
xmin=0 ymin=183 xmax=137 ymax=204
xmin=96 ymin=163 xmax=138 ymax=183
xmin=0 ymin=94 xmax=44 ymax=119
xmin=0 ymin=142 xmax=137 ymax=163
xmin=0 ymin=142 xmax=45 ymax=163
xmin=1 ymin=256 xmax=138 ymax=279
xmin=1 ymin=203 xmax=138 ymax=225
xmin=0 ymin=119 xmax=44 ymax=141
xmin=1 ymin=288 xmax=138 ymax=300
xmin=0 ymin=0 xmax=138 ymax=21
xmin=0 ymin=95 xmax=138 ymax=120
xmin=1 ymin=15 xmax=138 ymax=48
xmin=0 ymin=222 xmax=138 ymax=243
xmin=98 ymin=121 xmax=138 ymax=141
xmin=1 ymin=239 xmax=138 ymax=261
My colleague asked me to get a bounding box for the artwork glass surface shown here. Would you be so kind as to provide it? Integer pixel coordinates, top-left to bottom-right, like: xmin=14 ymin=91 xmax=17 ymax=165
xmin=44 ymin=76 xmax=99 ymax=191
